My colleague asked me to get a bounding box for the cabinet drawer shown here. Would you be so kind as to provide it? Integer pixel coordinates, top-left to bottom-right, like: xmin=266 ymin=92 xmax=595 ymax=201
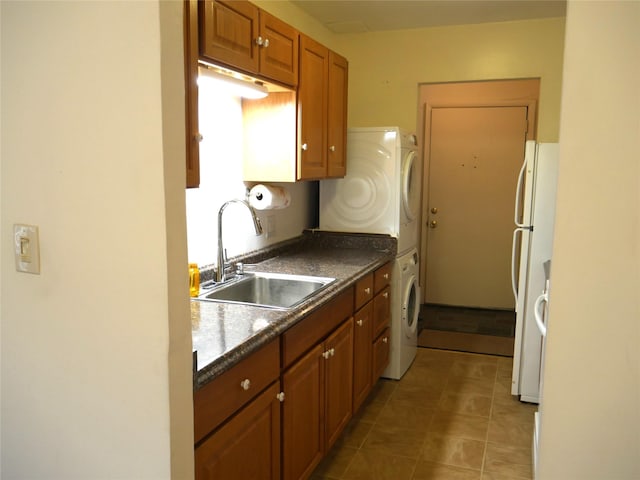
xmin=374 ymin=262 xmax=392 ymax=293
xmin=282 ymin=287 xmax=354 ymax=368
xmin=372 ymin=327 xmax=391 ymax=381
xmin=354 ymin=274 xmax=374 ymax=311
xmin=372 ymin=286 xmax=391 ymax=339
xmin=194 ymin=339 xmax=280 ymax=444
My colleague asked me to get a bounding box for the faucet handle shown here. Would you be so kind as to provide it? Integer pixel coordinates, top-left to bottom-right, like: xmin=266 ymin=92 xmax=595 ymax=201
xmin=236 ymin=262 xmax=244 ymax=276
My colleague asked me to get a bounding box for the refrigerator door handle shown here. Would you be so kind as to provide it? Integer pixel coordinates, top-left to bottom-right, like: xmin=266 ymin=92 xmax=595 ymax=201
xmin=534 ymin=291 xmax=549 ymax=337
xmin=514 ymin=152 xmax=528 ymax=228
xmin=511 ymin=227 xmax=525 ymax=304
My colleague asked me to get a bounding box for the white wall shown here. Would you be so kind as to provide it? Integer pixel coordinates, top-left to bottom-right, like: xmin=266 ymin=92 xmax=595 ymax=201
xmin=186 ymin=83 xmax=316 ymax=268
xmin=538 ymin=1 xmax=640 ymax=478
xmin=1 ymin=1 xmax=192 ymax=478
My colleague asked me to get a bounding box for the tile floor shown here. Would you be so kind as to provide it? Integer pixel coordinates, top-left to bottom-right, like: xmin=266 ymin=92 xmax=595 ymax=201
xmin=311 ymin=347 xmax=537 ymax=480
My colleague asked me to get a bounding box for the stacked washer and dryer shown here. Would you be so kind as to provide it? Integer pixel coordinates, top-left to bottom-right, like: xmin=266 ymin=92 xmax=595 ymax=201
xmin=320 ymin=127 xmax=421 ymax=379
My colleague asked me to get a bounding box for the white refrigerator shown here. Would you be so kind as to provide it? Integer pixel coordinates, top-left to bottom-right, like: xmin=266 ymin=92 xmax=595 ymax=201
xmin=510 ymin=141 xmax=559 ymax=403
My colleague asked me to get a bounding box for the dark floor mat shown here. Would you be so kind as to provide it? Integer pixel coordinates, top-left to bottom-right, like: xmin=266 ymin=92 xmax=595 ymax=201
xmin=420 ymin=304 xmax=515 ymax=338
xmin=417 ymin=304 xmax=516 ymax=357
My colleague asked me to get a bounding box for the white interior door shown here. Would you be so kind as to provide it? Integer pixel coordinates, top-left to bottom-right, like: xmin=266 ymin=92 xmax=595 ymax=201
xmin=425 ymin=106 xmax=527 ymax=309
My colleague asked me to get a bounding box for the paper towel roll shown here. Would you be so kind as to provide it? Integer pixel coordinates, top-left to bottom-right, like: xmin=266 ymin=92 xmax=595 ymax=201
xmin=249 ymin=184 xmax=291 ymax=210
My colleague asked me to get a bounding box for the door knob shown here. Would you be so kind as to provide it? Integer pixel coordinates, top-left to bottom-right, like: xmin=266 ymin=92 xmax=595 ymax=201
xmin=430 ymin=220 xmax=438 ymax=228
xmin=431 ymin=207 xmax=438 ymax=214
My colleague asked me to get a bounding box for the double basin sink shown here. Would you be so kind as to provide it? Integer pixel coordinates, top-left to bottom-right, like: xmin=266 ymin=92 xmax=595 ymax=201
xmin=194 ymin=271 xmax=336 ymax=310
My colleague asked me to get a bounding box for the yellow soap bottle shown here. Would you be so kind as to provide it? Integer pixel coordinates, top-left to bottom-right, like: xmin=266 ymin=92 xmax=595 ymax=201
xmin=189 ymin=263 xmax=200 ymax=297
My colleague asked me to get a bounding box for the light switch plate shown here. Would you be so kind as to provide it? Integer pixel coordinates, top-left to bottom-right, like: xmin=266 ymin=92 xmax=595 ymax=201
xmin=14 ymin=224 xmax=40 ymax=274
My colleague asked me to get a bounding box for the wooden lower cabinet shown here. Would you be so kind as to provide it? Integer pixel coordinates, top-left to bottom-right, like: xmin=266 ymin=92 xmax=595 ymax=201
xmin=282 ymin=318 xmax=354 ymax=480
xmin=194 ymin=381 xmax=281 ymax=480
xmin=372 ymin=285 xmax=391 ymax=339
xmin=352 ymin=302 xmax=373 ymax=412
xmin=324 ymin=318 xmax=354 ymax=449
xmin=281 ymin=343 xmax=323 ymax=480
xmin=193 ymin=266 xmax=392 ymax=480
xmin=372 ymin=327 xmax=391 ymax=382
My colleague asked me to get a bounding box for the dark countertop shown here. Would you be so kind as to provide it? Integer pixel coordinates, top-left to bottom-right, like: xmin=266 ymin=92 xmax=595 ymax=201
xmin=191 ymin=231 xmax=396 ymax=390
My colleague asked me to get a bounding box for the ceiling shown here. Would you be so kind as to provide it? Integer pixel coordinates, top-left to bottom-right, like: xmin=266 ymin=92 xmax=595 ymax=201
xmin=290 ymin=0 xmax=566 ymax=33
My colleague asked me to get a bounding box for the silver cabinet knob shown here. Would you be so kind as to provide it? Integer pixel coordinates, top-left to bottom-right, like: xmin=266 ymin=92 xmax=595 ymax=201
xmin=322 ymin=350 xmax=331 ymax=359
xmin=356 ymin=319 xmax=363 ymax=327
xmin=255 ymin=36 xmax=263 ymax=46
xmin=330 ymin=348 xmax=335 ymax=357
xmin=195 ymin=133 xmax=203 ymax=142
xmin=276 ymin=392 xmax=285 ymax=402
xmin=383 ymin=273 xmax=389 ymax=280
xmin=382 ymin=337 xmax=388 ymax=344
xmin=383 ymin=292 xmax=389 ymax=299
xmin=364 ymin=287 xmax=371 ymax=295
xmin=263 ymin=38 xmax=270 ymax=48
xmin=240 ymin=379 xmax=251 ymax=391
xmin=301 ymin=143 xmax=308 ymax=151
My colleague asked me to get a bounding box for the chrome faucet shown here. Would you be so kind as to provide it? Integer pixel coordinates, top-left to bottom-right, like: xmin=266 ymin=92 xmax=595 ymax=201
xmin=215 ymin=199 xmax=263 ymax=283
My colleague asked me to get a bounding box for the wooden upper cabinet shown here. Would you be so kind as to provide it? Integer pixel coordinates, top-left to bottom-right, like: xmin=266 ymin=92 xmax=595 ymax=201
xmin=189 ymin=1 xmax=347 ymax=184
xmin=185 ymin=0 xmax=200 ymax=188
xmin=200 ymin=1 xmax=259 ymax=73
xmin=298 ymin=34 xmax=348 ymax=180
xmin=199 ymin=0 xmax=298 ymax=87
xmin=258 ymin=10 xmax=299 ymax=86
xmin=298 ymin=35 xmax=328 ymax=180
xmin=327 ymin=50 xmax=348 ymax=178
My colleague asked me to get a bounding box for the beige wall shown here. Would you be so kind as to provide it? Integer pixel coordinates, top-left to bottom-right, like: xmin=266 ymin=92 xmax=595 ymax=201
xmin=249 ymin=7 xmax=565 ymax=142
xmin=254 ymin=0 xmax=342 ymax=52
xmin=538 ymin=1 xmax=640 ymax=478
xmin=0 ymin=1 xmax=192 ymax=478
xmin=336 ymin=18 xmax=565 ymax=142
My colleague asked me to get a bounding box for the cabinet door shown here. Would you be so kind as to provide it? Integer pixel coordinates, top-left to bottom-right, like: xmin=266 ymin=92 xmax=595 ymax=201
xmin=372 ymin=328 xmax=391 ymax=382
xmin=259 ymin=10 xmax=298 ymax=86
xmin=352 ymin=303 xmax=373 ymax=413
xmin=185 ymin=0 xmax=200 ymax=188
xmin=372 ymin=286 xmax=391 ymax=339
xmin=282 ymin=343 xmax=324 ymax=480
xmin=200 ymin=0 xmax=259 ymax=73
xmin=324 ymin=318 xmax=354 ymax=450
xmin=327 ymin=50 xmax=348 ymax=178
xmin=195 ymin=382 xmax=281 ymax=480
xmin=298 ymin=34 xmax=328 ymax=180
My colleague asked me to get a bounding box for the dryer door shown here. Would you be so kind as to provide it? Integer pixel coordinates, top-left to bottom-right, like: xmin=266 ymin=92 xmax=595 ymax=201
xmin=402 ymin=273 xmax=420 ymax=339
xmin=401 ymin=149 xmax=420 ymax=223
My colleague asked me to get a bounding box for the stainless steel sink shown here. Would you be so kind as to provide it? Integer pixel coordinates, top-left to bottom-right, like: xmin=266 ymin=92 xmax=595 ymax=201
xmin=194 ymin=272 xmax=336 ymax=309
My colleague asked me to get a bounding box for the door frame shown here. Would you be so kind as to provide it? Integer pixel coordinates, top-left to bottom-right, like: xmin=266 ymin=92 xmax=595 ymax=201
xmin=416 ymin=79 xmax=540 ymax=303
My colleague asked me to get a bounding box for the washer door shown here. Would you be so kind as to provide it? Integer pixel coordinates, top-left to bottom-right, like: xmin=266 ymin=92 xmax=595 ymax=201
xmin=401 ymin=150 xmax=420 ymax=222
xmin=402 ymin=274 xmax=420 ymax=338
